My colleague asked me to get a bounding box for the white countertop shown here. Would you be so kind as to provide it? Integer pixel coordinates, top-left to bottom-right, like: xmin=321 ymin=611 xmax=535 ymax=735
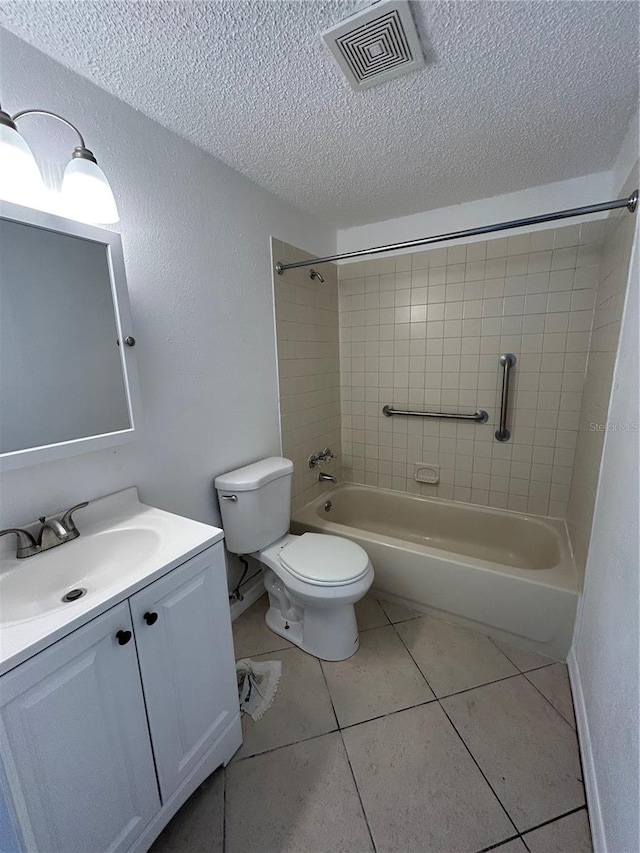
xmin=0 ymin=488 xmax=224 ymax=676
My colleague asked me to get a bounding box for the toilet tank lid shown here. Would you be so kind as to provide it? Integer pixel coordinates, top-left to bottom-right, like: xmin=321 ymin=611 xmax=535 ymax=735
xmin=215 ymin=457 xmax=294 ymax=491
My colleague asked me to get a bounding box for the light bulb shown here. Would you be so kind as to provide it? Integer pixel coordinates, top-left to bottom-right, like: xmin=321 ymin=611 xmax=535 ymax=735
xmin=61 ymin=153 xmax=119 ymax=224
xmin=0 ymin=120 xmax=46 ymax=208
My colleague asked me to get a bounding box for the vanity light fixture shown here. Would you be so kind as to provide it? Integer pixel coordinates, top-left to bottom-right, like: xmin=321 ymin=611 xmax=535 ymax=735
xmin=0 ymin=103 xmax=119 ymax=224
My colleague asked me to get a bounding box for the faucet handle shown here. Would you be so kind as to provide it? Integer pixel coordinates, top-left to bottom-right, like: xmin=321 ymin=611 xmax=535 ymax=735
xmin=320 ymin=447 xmax=334 ymax=460
xmin=0 ymin=528 xmax=39 ymax=559
xmin=60 ymin=502 xmax=89 ymax=536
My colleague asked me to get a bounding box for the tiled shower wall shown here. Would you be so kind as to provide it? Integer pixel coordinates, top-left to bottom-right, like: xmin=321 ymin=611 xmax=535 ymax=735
xmin=567 ymin=163 xmax=639 ymax=578
xmin=272 ymin=239 xmax=341 ymax=511
xmin=338 ymin=223 xmax=604 ymax=517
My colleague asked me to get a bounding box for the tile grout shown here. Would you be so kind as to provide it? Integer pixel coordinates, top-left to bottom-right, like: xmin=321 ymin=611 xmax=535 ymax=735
xmin=338 ymin=696 xmax=438 ymax=731
xmin=318 ymin=622 xmax=386 ymax=853
xmin=521 ymin=667 xmax=578 ymax=731
xmin=231 ymin=599 xmax=590 ymax=852
xmin=390 ymin=618 xmax=522 ymax=840
xmin=338 ymin=729 xmax=379 ymax=853
xmin=438 ymin=699 xmax=521 ymax=839
xmin=520 ymin=804 xmax=589 ymax=836
xmin=475 ymin=831 xmax=522 ymax=852
xmin=231 ymin=726 xmax=340 ymax=763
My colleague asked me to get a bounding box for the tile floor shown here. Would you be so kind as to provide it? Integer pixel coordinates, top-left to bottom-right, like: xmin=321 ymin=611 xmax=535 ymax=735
xmin=152 ymin=594 xmax=592 ymax=853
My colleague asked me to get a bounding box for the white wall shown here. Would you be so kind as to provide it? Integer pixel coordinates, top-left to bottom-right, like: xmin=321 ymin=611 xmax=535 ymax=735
xmin=337 ymin=172 xmax=616 ymax=258
xmin=0 ymin=32 xmax=335 ymax=588
xmin=611 ymin=107 xmax=640 ymax=195
xmin=569 ymin=210 xmax=639 ymax=850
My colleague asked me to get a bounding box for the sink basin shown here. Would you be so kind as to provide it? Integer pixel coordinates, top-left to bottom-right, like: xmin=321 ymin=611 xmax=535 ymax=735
xmin=0 ymin=527 xmax=162 ymax=626
xmin=0 ymin=487 xmax=224 ymax=675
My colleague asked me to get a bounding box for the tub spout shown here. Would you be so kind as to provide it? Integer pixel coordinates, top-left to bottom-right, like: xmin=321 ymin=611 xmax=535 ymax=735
xmin=318 ymin=472 xmax=337 ymax=484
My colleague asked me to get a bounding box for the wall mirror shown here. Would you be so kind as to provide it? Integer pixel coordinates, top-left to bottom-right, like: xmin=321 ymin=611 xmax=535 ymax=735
xmin=0 ymin=200 xmax=140 ymax=471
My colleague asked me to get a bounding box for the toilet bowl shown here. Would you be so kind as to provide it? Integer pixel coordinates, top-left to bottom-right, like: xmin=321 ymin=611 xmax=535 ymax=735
xmin=215 ymin=457 xmax=374 ymax=661
xmin=258 ymin=532 xmax=374 ymax=660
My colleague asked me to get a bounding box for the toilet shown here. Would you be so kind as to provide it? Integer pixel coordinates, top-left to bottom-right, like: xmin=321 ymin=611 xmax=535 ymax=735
xmin=215 ymin=457 xmax=374 ymax=661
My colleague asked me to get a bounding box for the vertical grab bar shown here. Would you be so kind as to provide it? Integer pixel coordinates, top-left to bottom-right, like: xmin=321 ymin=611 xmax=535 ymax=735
xmin=495 ymin=353 xmax=517 ymax=442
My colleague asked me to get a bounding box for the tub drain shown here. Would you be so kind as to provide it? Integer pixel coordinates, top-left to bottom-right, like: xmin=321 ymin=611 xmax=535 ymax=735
xmin=62 ymin=588 xmax=87 ymax=603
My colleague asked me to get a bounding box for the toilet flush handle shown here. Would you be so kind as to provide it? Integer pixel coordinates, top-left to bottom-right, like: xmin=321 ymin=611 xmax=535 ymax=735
xmin=220 ymin=494 xmax=238 ymax=502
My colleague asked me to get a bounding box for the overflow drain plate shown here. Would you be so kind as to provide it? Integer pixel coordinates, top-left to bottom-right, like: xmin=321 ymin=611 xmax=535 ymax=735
xmin=62 ymin=588 xmax=87 ymax=603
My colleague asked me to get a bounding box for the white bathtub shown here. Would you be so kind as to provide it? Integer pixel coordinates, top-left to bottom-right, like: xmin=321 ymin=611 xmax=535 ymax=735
xmin=291 ymin=483 xmax=579 ymax=660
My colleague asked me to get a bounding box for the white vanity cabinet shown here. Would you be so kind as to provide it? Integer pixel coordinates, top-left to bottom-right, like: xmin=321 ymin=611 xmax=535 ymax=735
xmin=0 ymin=602 xmax=159 ymax=853
xmin=0 ymin=542 xmax=241 ymax=853
xmin=129 ymin=547 xmax=239 ymax=801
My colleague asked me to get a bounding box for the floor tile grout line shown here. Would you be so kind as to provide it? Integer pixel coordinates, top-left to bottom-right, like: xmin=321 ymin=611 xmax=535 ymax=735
xmin=474 ymin=831 xmax=522 ymax=852
xmin=318 ymin=654 xmax=342 ymax=733
xmin=232 ymin=726 xmax=340 ymax=763
xmin=487 ymin=636 xmax=558 ymax=675
xmin=338 ymin=729 xmax=379 ymax=853
xmin=521 ymin=668 xmax=578 ymax=731
xmin=519 ymin=804 xmax=590 ymax=839
xmin=434 ymin=670 xmax=530 ymax=701
xmin=437 ymin=700 xmax=521 ymax=838
xmin=389 ymin=618 xmax=522 ymax=846
xmin=390 ymin=615 xmax=559 ymax=703
xmin=338 ymin=697 xmax=439 ymax=731
xmin=388 ymin=617 xmax=529 ymax=703
xmin=233 ymin=642 xmax=293 ymax=661
xmin=518 ymin=659 xmax=591 ymax=822
xmin=388 ymin=619 xmax=439 ymax=695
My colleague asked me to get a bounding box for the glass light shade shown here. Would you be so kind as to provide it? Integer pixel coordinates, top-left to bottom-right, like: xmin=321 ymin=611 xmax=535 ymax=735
xmin=61 ymin=156 xmax=119 ymax=224
xmin=0 ymin=122 xmax=46 ymax=208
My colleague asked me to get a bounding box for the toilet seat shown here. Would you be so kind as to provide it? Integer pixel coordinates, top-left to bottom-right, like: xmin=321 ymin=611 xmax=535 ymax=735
xmin=279 ymin=533 xmax=370 ymax=586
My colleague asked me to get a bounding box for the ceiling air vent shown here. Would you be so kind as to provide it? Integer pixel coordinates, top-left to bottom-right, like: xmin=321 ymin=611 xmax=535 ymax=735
xmin=321 ymin=0 xmax=425 ymax=91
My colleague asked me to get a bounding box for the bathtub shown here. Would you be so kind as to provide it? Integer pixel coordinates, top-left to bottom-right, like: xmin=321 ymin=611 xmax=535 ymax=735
xmin=290 ymin=483 xmax=579 ymax=660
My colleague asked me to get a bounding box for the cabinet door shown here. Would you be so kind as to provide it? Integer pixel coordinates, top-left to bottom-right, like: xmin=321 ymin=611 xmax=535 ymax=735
xmin=130 ymin=545 xmax=239 ymax=800
xmin=0 ymin=602 xmax=160 ymax=853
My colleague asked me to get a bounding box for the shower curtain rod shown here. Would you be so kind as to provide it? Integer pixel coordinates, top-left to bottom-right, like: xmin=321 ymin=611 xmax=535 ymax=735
xmin=275 ymin=189 xmax=638 ymax=274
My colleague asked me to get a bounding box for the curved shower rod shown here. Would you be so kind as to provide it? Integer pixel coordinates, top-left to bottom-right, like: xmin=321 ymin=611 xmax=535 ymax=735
xmin=275 ymin=189 xmax=638 ymax=274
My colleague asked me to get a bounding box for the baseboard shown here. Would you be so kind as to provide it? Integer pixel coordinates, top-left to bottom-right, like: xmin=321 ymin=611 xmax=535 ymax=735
xmin=230 ymin=575 xmax=265 ymax=621
xmin=568 ymin=647 xmax=606 ymax=853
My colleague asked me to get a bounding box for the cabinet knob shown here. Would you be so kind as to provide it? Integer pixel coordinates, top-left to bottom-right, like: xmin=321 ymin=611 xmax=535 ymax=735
xmin=143 ymin=611 xmax=158 ymax=626
xmin=116 ymin=629 xmax=132 ymax=645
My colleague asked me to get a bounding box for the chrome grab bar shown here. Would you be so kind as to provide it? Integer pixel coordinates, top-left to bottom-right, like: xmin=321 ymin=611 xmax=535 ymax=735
xmin=495 ymin=353 xmax=517 ymax=442
xmin=383 ymin=405 xmax=488 ymax=422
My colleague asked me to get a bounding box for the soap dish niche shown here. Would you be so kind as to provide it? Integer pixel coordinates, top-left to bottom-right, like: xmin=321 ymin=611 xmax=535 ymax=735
xmin=414 ymin=463 xmax=440 ymax=484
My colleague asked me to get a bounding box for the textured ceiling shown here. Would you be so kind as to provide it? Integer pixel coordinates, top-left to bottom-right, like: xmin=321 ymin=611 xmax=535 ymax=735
xmin=1 ymin=1 xmax=638 ymax=227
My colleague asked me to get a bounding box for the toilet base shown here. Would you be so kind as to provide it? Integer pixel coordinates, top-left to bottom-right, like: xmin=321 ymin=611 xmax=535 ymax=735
xmin=265 ymin=603 xmax=359 ymax=661
xmin=263 ymin=575 xmax=361 ymax=661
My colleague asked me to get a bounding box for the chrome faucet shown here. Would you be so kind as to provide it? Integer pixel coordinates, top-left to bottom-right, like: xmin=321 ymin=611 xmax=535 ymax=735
xmin=318 ymin=472 xmax=337 ymax=484
xmin=38 ymin=516 xmax=73 ymax=550
xmin=0 ymin=502 xmax=88 ymax=559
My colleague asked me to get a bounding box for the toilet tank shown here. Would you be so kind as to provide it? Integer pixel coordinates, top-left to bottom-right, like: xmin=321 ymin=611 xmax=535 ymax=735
xmin=214 ymin=457 xmax=294 ymax=554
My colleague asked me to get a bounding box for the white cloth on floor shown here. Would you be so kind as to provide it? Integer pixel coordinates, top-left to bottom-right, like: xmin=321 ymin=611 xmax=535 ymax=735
xmin=236 ymin=657 xmax=282 ymax=721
